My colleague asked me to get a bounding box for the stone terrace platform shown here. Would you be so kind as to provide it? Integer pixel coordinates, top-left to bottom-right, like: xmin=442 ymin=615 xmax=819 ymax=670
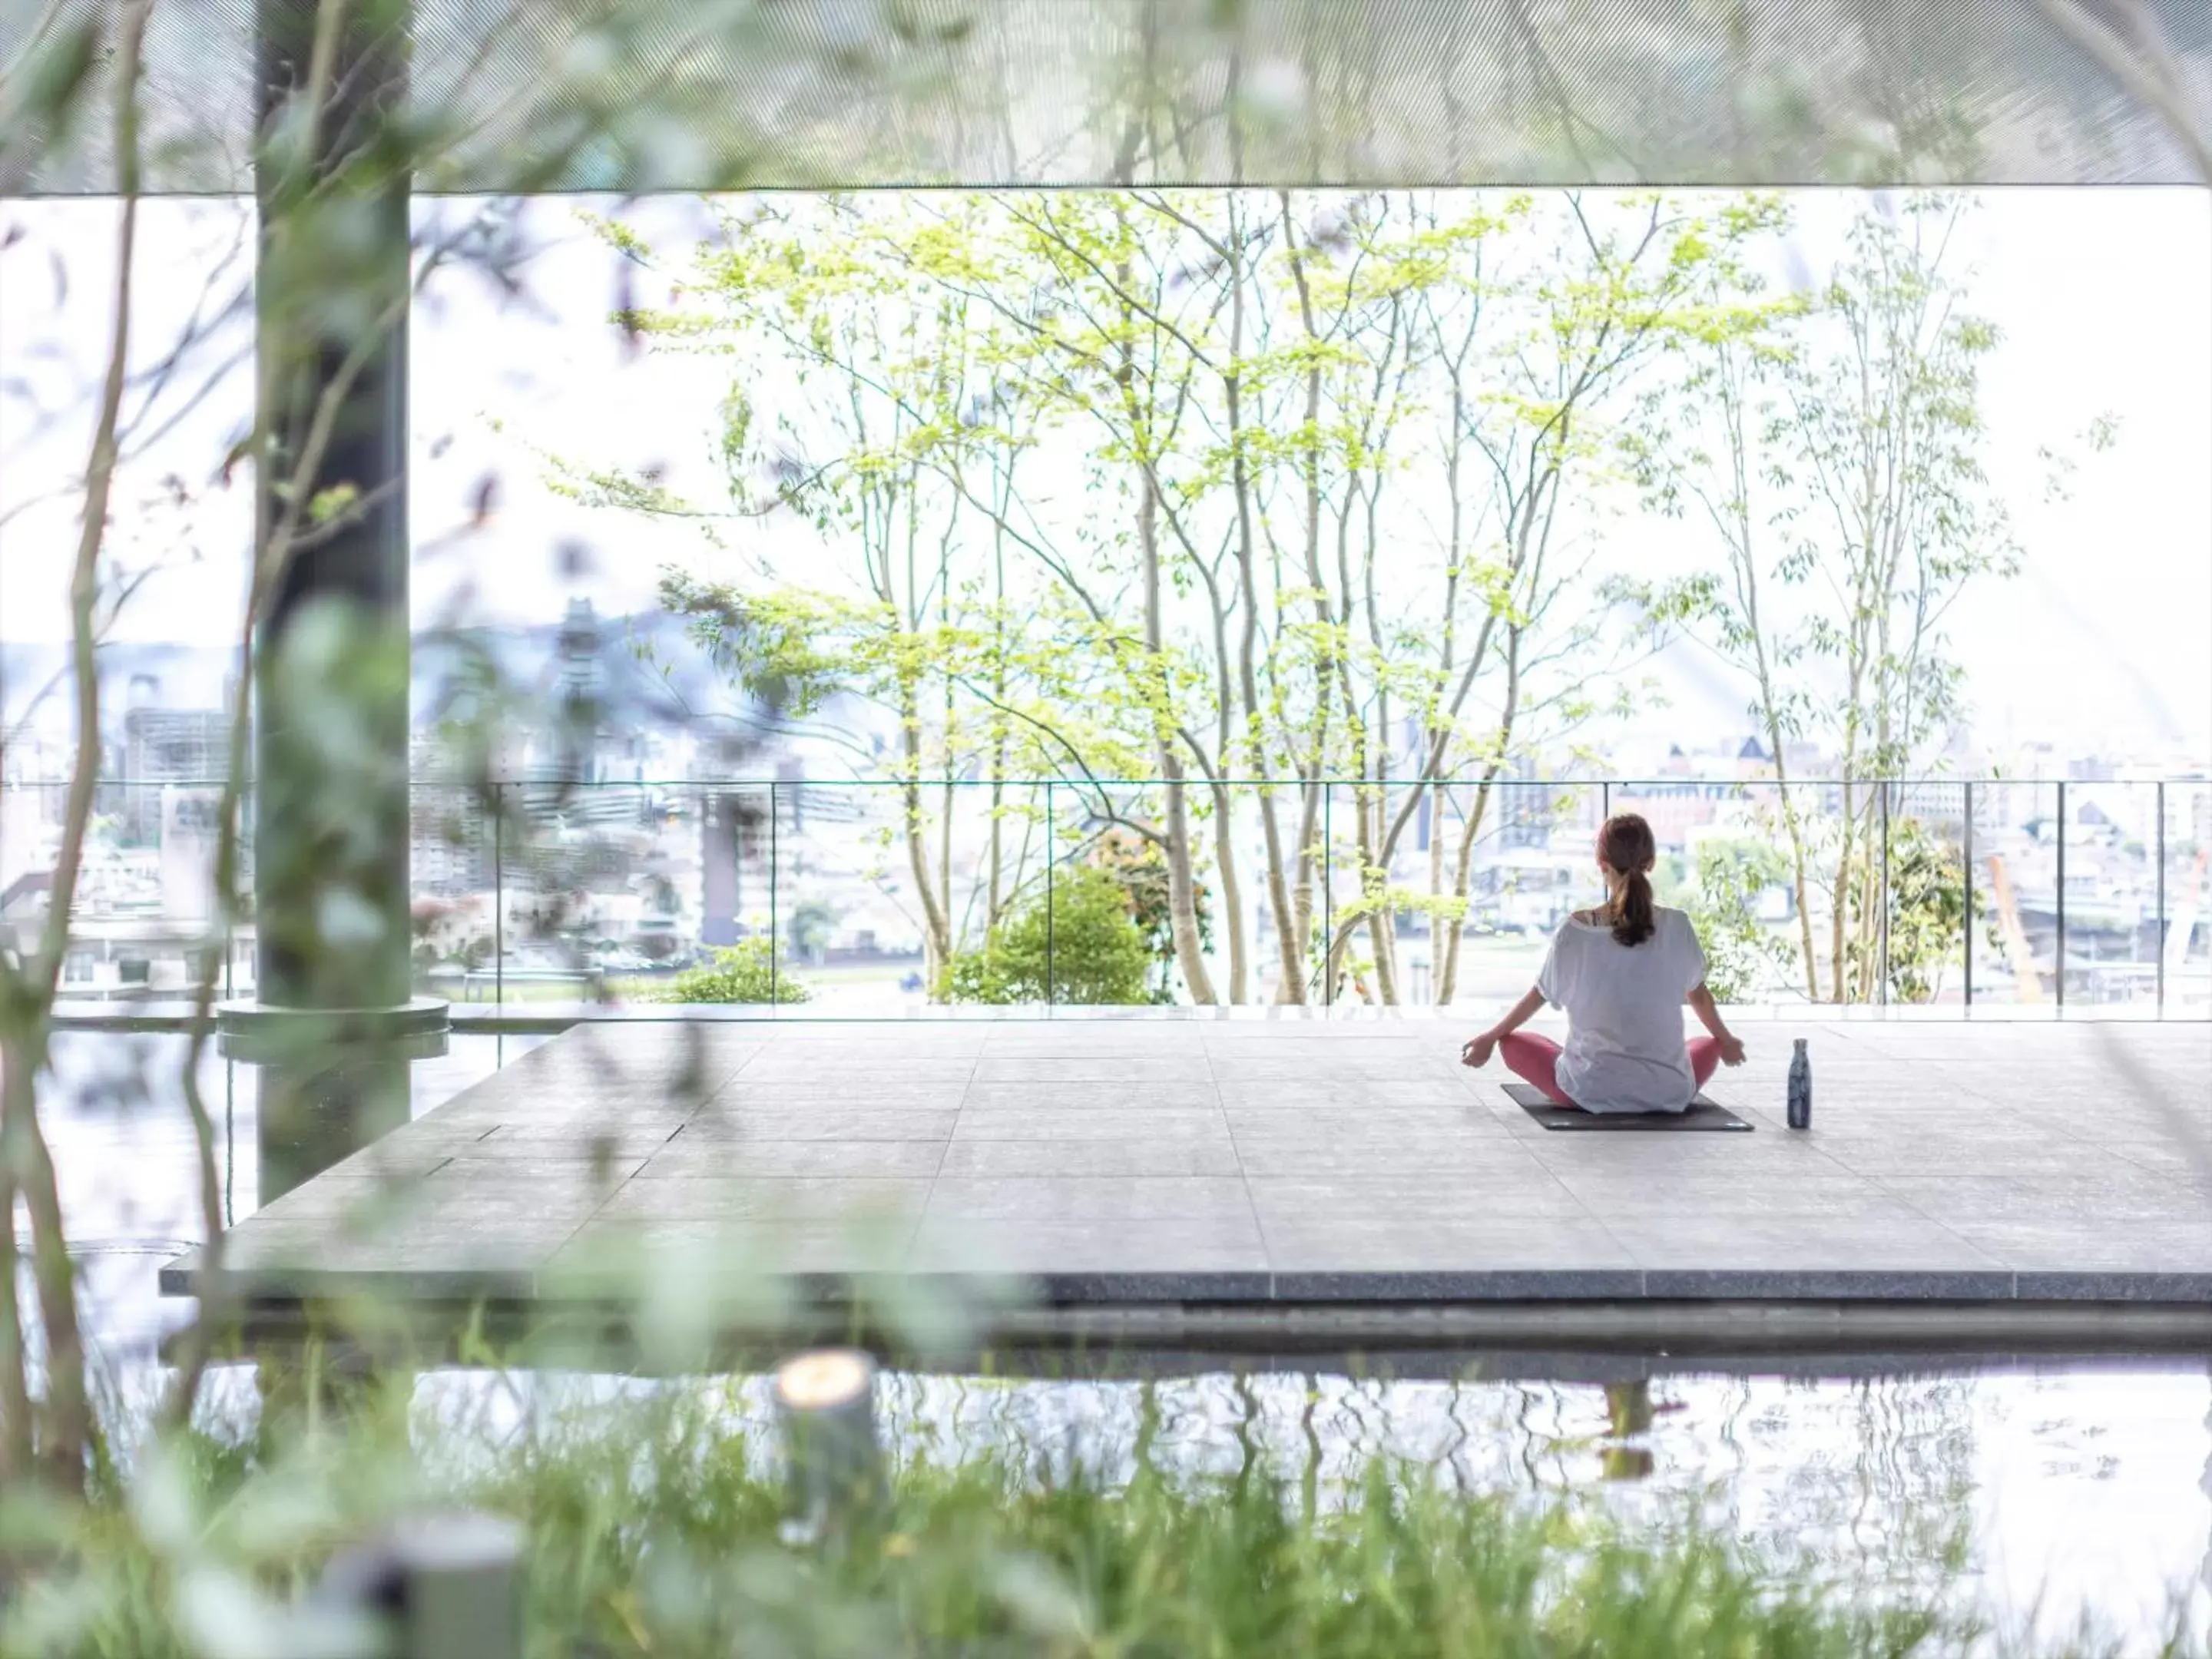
xmin=164 ymin=1015 xmax=2212 ymax=1313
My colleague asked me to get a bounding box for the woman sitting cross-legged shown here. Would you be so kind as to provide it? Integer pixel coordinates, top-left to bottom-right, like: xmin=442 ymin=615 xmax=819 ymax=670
xmin=1460 ymin=813 xmax=1745 ymax=1114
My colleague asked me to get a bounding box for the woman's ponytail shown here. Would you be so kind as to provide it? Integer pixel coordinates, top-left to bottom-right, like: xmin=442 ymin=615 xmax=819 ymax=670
xmin=1614 ymin=867 xmax=1656 ymax=948
xmin=1598 ymin=814 xmax=1659 ymax=948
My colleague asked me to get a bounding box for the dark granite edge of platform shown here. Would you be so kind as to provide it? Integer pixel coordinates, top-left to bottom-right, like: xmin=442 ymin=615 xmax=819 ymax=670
xmin=2015 ymin=1270 xmax=2212 ymax=1302
xmin=1270 ymin=1270 xmax=1648 ymax=1301
xmin=160 ymin=1251 xmax=2212 ymax=1306
xmin=1637 ymin=1268 xmax=2022 ymax=1300
xmin=158 ymin=1255 xmax=535 ymax=1303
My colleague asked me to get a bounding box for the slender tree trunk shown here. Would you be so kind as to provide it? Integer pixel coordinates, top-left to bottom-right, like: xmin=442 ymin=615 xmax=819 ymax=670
xmin=1331 ymin=571 xmax=1399 ymax=1005
xmin=1082 ymin=205 xmax=1215 ymax=1005
xmin=1140 ymin=469 xmax=1216 ymax=1004
xmin=1363 ymin=792 xmax=1398 ymax=999
xmin=899 ymin=679 xmax=954 ymax=987
xmin=1286 ymin=671 xmax=1338 ymax=1002
xmin=1435 ymin=777 xmax=1495 ymax=1007
xmin=1435 ymin=625 xmax=1524 ymax=1004
xmin=1197 ymin=553 xmax=1247 ymax=1002
xmin=1208 ymin=778 xmax=1249 ymax=1004
xmin=1281 ymin=193 xmax=1346 ymax=1002
xmin=987 ymin=772 xmax=1005 ymax=929
xmin=0 ymin=1045 xmax=31 ymax=1477
xmin=1429 ymin=779 xmax=1448 ymax=999
xmin=1747 ymin=600 xmax=1820 ymax=1000
xmin=1772 ymin=763 xmax=1820 ymax=1002
xmin=1286 ymin=780 xmax=1320 ymax=1001
xmin=1429 ymin=367 xmax=1463 ymax=1006
xmin=904 ymin=782 xmax=949 ymax=988
xmin=2 ymin=50 xmax=148 ymax=1481
xmin=2 ymin=1038 xmax=88 ymax=1485
xmin=1357 ymin=361 xmax=1405 ymax=1003
xmin=1832 ymin=777 xmax=1859 ymax=1002
xmin=1222 ymin=220 xmax=1303 ymax=1004
xmin=1356 ymin=787 xmax=1399 ymax=1005
xmin=987 ymin=468 xmax=1012 ymax=929
xmin=1157 ymin=779 xmax=1213 ymax=1001
xmin=939 ymin=502 xmax=957 ymax=966
xmin=940 ymin=772 xmax=954 ymax=963
xmin=1830 ymin=619 xmax=1874 ymax=1002
xmin=1721 ymin=379 xmax=1823 ymax=1003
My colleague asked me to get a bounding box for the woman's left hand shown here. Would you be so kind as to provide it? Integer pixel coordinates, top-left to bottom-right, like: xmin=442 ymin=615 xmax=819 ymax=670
xmin=1460 ymin=1034 xmax=1496 ymax=1069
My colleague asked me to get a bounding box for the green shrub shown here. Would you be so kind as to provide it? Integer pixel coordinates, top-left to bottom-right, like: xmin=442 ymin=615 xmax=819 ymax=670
xmin=947 ymin=867 xmax=1152 ymax=1005
xmin=657 ymin=938 xmax=810 ymax=1004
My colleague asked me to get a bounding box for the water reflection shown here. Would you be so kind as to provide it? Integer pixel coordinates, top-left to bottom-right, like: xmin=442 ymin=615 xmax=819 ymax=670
xmin=1601 ymin=1378 xmax=1654 ymax=1480
xmin=375 ymin=1359 xmax=2209 ymax=1649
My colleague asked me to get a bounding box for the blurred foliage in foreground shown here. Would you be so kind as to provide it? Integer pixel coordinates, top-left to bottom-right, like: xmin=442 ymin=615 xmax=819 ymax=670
xmin=0 ymin=1376 xmax=2046 ymax=1659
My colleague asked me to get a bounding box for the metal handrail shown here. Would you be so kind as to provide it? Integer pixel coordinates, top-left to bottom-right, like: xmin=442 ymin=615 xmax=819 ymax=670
xmin=18 ymin=773 xmax=2205 ymax=1015
xmin=20 ymin=773 xmax=2207 ymax=787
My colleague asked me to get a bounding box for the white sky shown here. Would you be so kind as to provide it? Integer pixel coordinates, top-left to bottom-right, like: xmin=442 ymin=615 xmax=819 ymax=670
xmin=4 ymin=187 xmax=2208 ymax=767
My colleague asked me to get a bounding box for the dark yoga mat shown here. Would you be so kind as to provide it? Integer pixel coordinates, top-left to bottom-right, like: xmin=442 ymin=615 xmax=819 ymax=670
xmin=1502 ymin=1081 xmax=1754 ymax=1132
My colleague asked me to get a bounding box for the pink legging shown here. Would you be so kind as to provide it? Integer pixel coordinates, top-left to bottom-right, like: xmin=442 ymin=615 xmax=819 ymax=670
xmin=1498 ymin=1031 xmax=1722 ymax=1109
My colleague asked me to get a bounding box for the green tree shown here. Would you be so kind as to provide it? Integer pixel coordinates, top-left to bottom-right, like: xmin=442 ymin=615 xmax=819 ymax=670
xmin=588 ymin=190 xmax=1857 ymax=1012
xmin=574 ymin=198 xmax=1122 ymax=993
xmin=947 ymin=866 xmax=1153 ymax=1006
xmin=1627 ymin=196 xmax=2091 ymax=1002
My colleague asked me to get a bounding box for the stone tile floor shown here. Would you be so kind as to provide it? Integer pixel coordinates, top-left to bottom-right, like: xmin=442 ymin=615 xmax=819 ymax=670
xmin=164 ymin=1015 xmax=2212 ymax=1305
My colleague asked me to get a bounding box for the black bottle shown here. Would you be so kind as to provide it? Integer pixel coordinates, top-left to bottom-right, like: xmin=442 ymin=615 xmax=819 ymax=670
xmin=1786 ymin=1038 xmax=1811 ymax=1130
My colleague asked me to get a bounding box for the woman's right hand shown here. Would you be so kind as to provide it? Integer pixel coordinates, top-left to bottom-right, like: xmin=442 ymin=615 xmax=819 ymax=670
xmin=1718 ymin=1035 xmax=1747 ymax=1067
xmin=1460 ymin=1033 xmax=1496 ymax=1069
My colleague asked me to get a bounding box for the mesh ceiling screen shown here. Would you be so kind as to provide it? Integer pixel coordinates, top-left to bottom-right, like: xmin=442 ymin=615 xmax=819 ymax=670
xmin=7 ymin=0 xmax=2210 ymax=194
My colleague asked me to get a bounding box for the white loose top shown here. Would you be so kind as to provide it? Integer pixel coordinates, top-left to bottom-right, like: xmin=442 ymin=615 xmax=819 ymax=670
xmin=1535 ymin=907 xmax=1708 ymax=1114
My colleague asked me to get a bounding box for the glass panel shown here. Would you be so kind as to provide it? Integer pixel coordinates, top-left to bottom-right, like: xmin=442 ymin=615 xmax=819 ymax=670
xmin=409 ymin=782 xmax=495 ymax=1002
xmin=1643 ymin=777 xmax=1812 ymax=1009
xmin=489 ymin=773 xmax=704 ymax=1005
xmin=2161 ymin=780 xmax=2210 ymax=1016
xmin=1184 ymin=777 xmax=1317 ymax=1009
xmin=1369 ymin=780 xmax=1442 ymax=1010
xmin=19 ymin=768 xmax=2193 ymax=1018
xmin=1421 ymin=778 xmax=1487 ymax=1009
xmin=1047 ymin=777 xmax=1182 ymax=1008
xmin=976 ymin=777 xmax=1053 ymax=1000
xmin=230 ymin=783 xmax=255 ymax=1000
xmin=1422 ymin=777 xmax=1604 ymax=1009
xmin=935 ymin=778 xmax=1032 ymax=1004
xmin=1964 ymin=780 xmax=2063 ymax=1011
xmin=769 ymin=780 xmax=929 ymax=1013
xmin=664 ymin=781 xmax=773 ymax=1006
xmin=1884 ymin=780 xmax=1969 ymax=1008
xmin=2 ymin=782 xmax=61 ymax=983
xmin=2049 ymin=780 xmax=2164 ymax=1009
xmin=18 ymin=778 xmax=234 ymax=1005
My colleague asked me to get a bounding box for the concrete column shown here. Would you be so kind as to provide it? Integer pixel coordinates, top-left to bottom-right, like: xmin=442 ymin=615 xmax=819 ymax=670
xmin=226 ymin=0 xmax=443 ymax=1200
xmin=251 ymin=0 xmax=412 ymax=1013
